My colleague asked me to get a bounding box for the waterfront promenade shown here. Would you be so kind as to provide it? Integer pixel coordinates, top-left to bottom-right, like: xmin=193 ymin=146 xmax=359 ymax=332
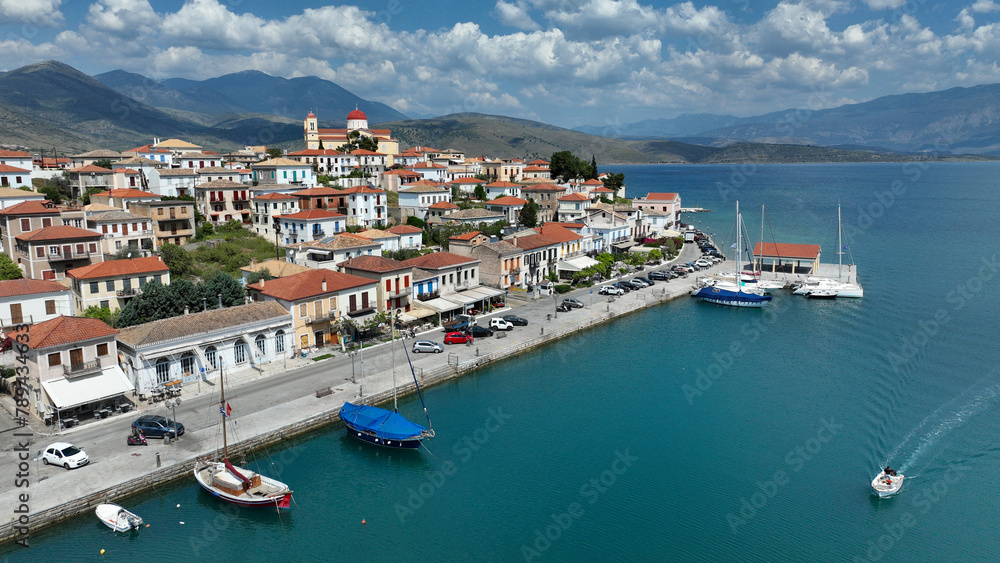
xmin=0 ymin=244 xmax=706 ymax=543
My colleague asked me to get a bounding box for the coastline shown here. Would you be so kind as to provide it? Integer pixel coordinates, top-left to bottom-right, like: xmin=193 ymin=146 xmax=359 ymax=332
xmin=0 ymin=246 xmax=704 ymax=545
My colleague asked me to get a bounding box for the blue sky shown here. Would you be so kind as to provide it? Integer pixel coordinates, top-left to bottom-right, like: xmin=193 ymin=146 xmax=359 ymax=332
xmin=0 ymin=0 xmax=997 ymax=127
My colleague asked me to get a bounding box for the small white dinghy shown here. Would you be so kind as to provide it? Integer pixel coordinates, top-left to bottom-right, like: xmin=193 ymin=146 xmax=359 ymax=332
xmin=871 ymin=467 xmax=904 ymax=498
xmin=95 ymin=503 xmax=144 ymax=532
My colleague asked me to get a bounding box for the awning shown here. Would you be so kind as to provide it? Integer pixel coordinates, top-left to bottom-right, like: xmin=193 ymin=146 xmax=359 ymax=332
xmin=612 ymin=240 xmax=638 ymax=250
xmin=421 ymin=297 xmax=464 ymax=313
xmin=461 ymin=286 xmax=506 ymax=300
xmin=41 ymin=366 xmax=133 ymax=410
xmin=557 ymin=256 xmax=600 ymax=272
xmin=442 ymin=292 xmax=482 ymax=307
xmin=399 ymin=307 xmax=436 ymax=322
xmin=662 ymin=229 xmax=682 ymax=237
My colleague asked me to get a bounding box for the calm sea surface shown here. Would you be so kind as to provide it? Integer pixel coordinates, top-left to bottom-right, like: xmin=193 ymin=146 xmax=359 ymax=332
xmin=6 ymin=163 xmax=1000 ymax=562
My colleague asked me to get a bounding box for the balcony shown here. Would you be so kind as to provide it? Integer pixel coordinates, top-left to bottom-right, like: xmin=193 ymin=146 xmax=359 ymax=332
xmin=386 ymin=286 xmax=412 ymax=298
xmin=347 ymin=306 xmax=376 ymax=317
xmin=63 ymin=358 xmax=101 ymax=379
xmin=116 ymin=288 xmax=138 ymax=297
xmin=417 ymin=291 xmax=439 ymax=301
xmin=48 ymin=249 xmax=90 ymax=261
xmin=510 ymin=267 xmax=521 ymax=275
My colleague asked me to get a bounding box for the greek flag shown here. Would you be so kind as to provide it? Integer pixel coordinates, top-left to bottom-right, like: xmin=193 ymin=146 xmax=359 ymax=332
xmin=220 ymin=402 xmax=232 ymax=417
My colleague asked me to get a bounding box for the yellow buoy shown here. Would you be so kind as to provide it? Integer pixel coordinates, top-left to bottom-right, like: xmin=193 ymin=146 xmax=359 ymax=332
xmin=100 ymin=549 xmax=105 ymax=555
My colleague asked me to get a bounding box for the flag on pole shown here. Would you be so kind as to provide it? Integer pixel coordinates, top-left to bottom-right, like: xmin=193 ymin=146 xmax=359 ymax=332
xmin=220 ymin=402 xmax=232 ymax=417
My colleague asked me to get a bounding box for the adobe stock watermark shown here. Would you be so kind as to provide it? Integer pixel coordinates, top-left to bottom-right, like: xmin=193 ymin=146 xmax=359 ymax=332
xmin=886 ymin=255 xmax=998 ymax=374
xmin=727 ymin=417 xmax=843 ymax=533
xmin=520 ymin=449 xmax=638 ymax=561
xmin=394 ymin=406 xmax=511 ymax=524
xmin=681 ymin=297 xmax=789 ymax=404
xmin=853 ymin=463 xmax=969 ymax=562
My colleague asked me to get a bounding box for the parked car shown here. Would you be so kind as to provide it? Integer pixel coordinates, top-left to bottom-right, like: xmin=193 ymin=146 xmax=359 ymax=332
xmin=615 ymin=281 xmax=632 ymax=292
xmin=444 ymin=332 xmax=471 ymax=344
xmin=634 ymin=276 xmax=655 ymax=285
xmin=489 ymin=318 xmax=514 ymax=331
xmin=555 ymin=303 xmax=573 ymax=312
xmin=132 ymin=415 xmax=185 ymax=439
xmin=41 ymin=442 xmax=89 ymax=470
xmin=502 ymin=314 xmax=528 ymax=326
xmin=695 ymin=259 xmax=713 ymax=268
xmin=674 ymin=264 xmax=694 ymax=273
xmin=626 ymin=279 xmax=647 ymax=289
xmin=562 ymin=298 xmax=584 ymax=309
xmin=648 ymin=271 xmax=672 ymax=281
xmin=468 ymin=324 xmax=494 ymax=338
xmin=412 ymin=340 xmax=444 ymax=354
xmin=599 ymin=285 xmax=625 ymax=295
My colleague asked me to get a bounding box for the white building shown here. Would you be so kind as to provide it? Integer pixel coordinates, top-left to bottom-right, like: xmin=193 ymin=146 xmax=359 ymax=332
xmin=388 ymin=224 xmax=423 ymax=249
xmin=398 ymin=181 xmax=451 ymax=221
xmin=0 ymin=278 xmax=73 ymax=326
xmin=252 ymin=158 xmax=316 ymax=188
xmin=275 ymin=209 xmax=346 ymax=245
xmin=342 ymin=185 xmax=388 ymax=228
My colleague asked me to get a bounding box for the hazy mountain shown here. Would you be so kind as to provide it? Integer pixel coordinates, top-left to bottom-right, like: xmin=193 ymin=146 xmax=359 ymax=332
xmin=95 ymin=70 xmax=246 ymax=115
xmin=575 ymin=85 xmax=1000 ymax=155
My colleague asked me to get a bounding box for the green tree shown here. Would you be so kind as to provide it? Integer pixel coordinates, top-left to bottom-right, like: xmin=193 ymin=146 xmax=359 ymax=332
xmin=318 ymin=140 xmax=325 ymax=150
xmin=590 ymin=155 xmax=598 ymax=178
xmin=0 ymin=253 xmax=23 ymax=280
xmin=109 ymin=245 xmax=140 ymax=260
xmin=337 ymin=131 xmax=379 ymax=153
xmin=549 ymin=151 xmax=595 ymax=183
xmin=202 ymin=273 xmax=246 ymax=308
xmin=474 ymin=184 xmax=487 ymax=201
xmin=82 ymin=305 xmax=118 ymax=327
xmin=245 ymin=267 xmax=271 ymax=285
xmin=93 ymin=159 xmax=114 ymax=169
xmin=116 ymin=280 xmax=175 ymax=327
xmin=519 ymin=199 xmax=539 ymax=228
xmin=601 ymin=172 xmax=625 ymax=193
xmin=406 ymin=216 xmax=425 ymax=229
xmin=648 ymin=248 xmax=663 ymax=262
xmin=160 ymin=244 xmax=192 ymax=277
xmin=266 ymin=148 xmax=283 ymax=159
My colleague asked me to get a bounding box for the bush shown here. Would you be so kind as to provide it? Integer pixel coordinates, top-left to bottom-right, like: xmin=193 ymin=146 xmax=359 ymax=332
xmin=554 ymin=284 xmax=572 ymax=294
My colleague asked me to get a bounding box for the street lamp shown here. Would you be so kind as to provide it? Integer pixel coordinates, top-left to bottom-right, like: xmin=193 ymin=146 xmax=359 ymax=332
xmin=165 ymin=398 xmax=181 ymax=442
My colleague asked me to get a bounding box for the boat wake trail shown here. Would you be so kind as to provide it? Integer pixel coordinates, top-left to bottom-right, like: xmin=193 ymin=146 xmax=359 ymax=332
xmin=886 ymin=368 xmax=1000 ymax=474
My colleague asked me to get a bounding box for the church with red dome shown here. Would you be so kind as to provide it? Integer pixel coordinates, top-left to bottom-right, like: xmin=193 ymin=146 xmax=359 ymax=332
xmin=303 ymin=108 xmax=400 ymax=164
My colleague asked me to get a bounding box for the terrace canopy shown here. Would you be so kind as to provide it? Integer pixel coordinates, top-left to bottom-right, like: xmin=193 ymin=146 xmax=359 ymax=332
xmin=752 ymin=242 xmax=821 ymax=273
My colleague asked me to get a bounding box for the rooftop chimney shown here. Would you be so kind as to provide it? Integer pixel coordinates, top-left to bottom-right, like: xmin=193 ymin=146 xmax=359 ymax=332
xmin=260 ymin=277 xmax=265 ymax=288
xmin=321 ymin=278 xmax=327 ymax=291
xmin=184 ymin=306 xmax=189 ymax=315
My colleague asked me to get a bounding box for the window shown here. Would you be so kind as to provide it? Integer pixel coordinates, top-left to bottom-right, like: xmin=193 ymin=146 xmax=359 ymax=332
xmin=205 ymin=346 xmax=217 ymax=369
xmin=106 ymin=280 xmax=115 ymax=291
xmin=255 ymin=334 xmax=266 ymax=356
xmin=90 ymin=282 xmax=99 ymax=294
xmin=234 ymin=340 xmax=247 ymax=364
xmin=89 ymin=243 xmax=97 ymax=253
xmin=155 ymin=358 xmax=170 ymax=384
xmin=42 ymin=217 xmax=52 ymax=228
xmin=97 ymin=343 xmax=109 ymax=356
xmin=275 ymin=330 xmax=286 ymax=353
xmin=123 ymin=278 xmax=131 ymax=291
xmin=100 ymin=300 xmax=109 ymax=309
xmin=299 ymin=303 xmax=307 ymax=318
xmin=19 ymin=219 xmax=29 ymax=232
xmin=45 ymin=300 xmax=56 ymax=315
xmin=329 ymin=297 xmax=337 ymax=312
xmin=315 ymin=300 xmax=324 ymax=318
xmin=48 ymin=352 xmax=61 ymax=367
xmin=139 ymin=276 xmax=146 ymax=287
xmin=181 ymin=354 xmax=195 ymax=376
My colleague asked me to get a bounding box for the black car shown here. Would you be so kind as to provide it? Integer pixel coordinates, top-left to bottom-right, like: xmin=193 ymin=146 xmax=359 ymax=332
xmin=648 ymin=271 xmax=671 ymax=281
xmin=555 ymin=303 xmax=572 ymax=312
xmin=634 ymin=276 xmax=654 ymax=285
xmin=132 ymin=415 xmax=185 ymax=439
xmin=502 ymin=314 xmax=528 ymax=326
xmin=614 ymin=281 xmax=632 ymax=292
xmin=467 ymin=324 xmax=494 ymax=338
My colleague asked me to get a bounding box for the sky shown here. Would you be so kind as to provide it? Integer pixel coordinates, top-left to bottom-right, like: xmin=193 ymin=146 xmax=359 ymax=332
xmin=1 ymin=0 xmax=999 ymax=128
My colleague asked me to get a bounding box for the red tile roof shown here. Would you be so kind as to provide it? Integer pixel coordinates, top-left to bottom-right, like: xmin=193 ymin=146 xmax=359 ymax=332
xmin=402 ymin=251 xmax=478 ymax=270
xmin=252 ymin=192 xmax=297 ymax=200
xmin=0 ymin=149 xmax=31 ymax=157
xmin=644 ymin=192 xmax=678 ymax=200
xmin=382 ymin=169 xmax=423 ymax=177
xmin=67 ymin=257 xmax=168 ymax=280
xmin=0 ymin=164 xmax=30 ymax=173
xmin=537 ymin=224 xmax=582 ymax=243
xmin=0 ymin=200 xmax=57 ymax=216
xmin=387 ymin=225 xmax=422 ymax=235
xmin=582 ymin=179 xmax=603 ymax=185
xmin=91 ymin=188 xmax=158 ymax=198
xmin=16 ymin=225 xmax=101 ymax=242
xmin=13 ymin=316 xmax=117 ymax=349
xmin=276 ymin=209 xmax=345 ymax=220
xmin=510 ymin=234 xmax=557 ymax=251
xmin=247 ymin=269 xmax=374 ymax=301
xmin=521 ymin=183 xmax=565 ymax=192
xmin=590 ymin=187 xmax=614 ymax=192
xmin=558 ymin=193 xmax=590 ymax=201
xmin=429 ymin=201 xmax=459 ymax=209
xmin=68 ymin=165 xmax=115 ymax=174
xmin=0 ymin=278 xmax=68 ymax=298
xmin=350 ymin=149 xmax=386 ymax=156
xmin=485 ymin=181 xmax=521 ymax=188
xmin=341 ymin=185 xmax=385 ymax=194
xmin=112 ymin=168 xmax=140 ymax=175
xmin=451 ymin=231 xmax=481 ymax=241
xmin=339 ymin=255 xmax=411 ymax=273
xmin=753 ymin=242 xmax=821 ymax=260
xmin=449 ymin=178 xmax=483 ymax=184
xmin=292 ymin=187 xmax=342 ymax=197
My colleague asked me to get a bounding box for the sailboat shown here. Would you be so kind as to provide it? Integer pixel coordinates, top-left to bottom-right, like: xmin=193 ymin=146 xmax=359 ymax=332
xmin=340 ymin=313 xmax=435 ymax=449
xmin=194 ymin=363 xmax=292 ymax=509
xmin=793 ymin=204 xmax=864 ymax=298
xmin=691 ymin=201 xmax=773 ymax=307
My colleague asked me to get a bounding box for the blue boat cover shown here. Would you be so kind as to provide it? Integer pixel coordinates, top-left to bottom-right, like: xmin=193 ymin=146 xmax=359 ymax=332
xmin=340 ymin=402 xmax=427 ymax=441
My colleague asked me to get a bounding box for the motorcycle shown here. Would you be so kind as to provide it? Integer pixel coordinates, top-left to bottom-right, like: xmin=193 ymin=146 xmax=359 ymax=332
xmin=127 ymin=432 xmax=147 ymax=446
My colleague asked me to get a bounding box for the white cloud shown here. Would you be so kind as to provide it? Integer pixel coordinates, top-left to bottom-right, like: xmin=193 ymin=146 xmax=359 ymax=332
xmin=160 ymin=0 xmax=267 ymax=51
xmin=859 ymin=0 xmax=908 ymax=9
xmin=495 ymin=1 xmax=540 ymax=30
xmin=971 ymin=0 xmax=1000 ymax=13
xmin=0 ymin=0 xmax=62 ymax=26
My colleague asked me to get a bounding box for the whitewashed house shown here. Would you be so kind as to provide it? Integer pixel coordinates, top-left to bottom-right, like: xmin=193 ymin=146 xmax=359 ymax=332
xmin=0 ymin=279 xmax=73 ymax=326
xmin=275 ymin=209 xmax=346 ymax=245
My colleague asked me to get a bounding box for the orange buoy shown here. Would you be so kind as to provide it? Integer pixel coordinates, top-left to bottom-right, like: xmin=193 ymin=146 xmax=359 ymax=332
xmin=362 ymin=519 xmax=366 ymax=525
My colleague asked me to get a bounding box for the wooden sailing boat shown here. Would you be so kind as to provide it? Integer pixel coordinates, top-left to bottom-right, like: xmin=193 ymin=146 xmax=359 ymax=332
xmin=193 ymin=362 xmax=292 ymax=509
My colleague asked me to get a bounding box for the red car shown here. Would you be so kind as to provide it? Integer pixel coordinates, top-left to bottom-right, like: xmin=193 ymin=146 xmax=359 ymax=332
xmin=444 ymin=332 xmax=472 ymax=344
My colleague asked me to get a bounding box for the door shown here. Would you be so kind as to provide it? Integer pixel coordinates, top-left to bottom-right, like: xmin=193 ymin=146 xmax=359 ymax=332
xmin=69 ymin=348 xmax=84 ymax=368
xmin=10 ymin=304 xmax=22 ymax=324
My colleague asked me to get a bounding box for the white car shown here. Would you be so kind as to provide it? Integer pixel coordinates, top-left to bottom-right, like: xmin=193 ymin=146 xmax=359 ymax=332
xmin=41 ymin=442 xmax=89 ymax=470
xmin=695 ymin=259 xmax=713 ymax=268
xmin=599 ymin=285 xmax=624 ymax=296
xmin=412 ymin=340 xmax=444 ymax=354
xmin=489 ymin=318 xmax=514 ymax=331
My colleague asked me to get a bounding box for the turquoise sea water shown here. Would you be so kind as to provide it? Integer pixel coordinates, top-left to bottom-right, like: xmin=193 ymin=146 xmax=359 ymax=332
xmin=6 ymin=163 xmax=1000 ymax=562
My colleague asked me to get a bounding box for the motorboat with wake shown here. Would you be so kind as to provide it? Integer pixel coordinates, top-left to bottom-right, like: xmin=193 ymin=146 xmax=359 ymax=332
xmin=871 ymin=466 xmax=904 ymax=498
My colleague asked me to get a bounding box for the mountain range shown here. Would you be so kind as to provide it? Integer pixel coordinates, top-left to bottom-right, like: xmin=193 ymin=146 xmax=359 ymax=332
xmin=1 ymin=60 xmax=999 ymax=161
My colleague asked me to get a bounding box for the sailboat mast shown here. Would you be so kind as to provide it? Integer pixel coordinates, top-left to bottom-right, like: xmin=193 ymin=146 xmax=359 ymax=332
xmin=391 ymin=311 xmax=398 ymax=412
xmin=220 ymin=362 xmax=227 ymax=460
xmin=837 ymin=204 xmax=843 ymax=281
xmin=736 ymin=200 xmax=742 ymax=288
